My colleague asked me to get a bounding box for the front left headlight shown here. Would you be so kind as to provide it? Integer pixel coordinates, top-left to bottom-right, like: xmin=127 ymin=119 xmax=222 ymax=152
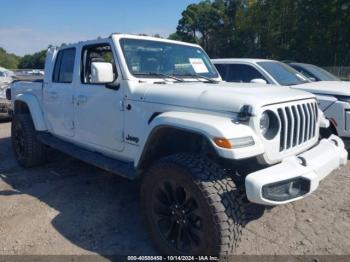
xmin=260 ymin=111 xmax=270 ymax=136
xmin=259 ymin=110 xmax=279 ymax=139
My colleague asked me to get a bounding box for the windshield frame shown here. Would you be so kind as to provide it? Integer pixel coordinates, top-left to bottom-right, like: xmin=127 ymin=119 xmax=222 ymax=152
xmin=258 ymin=61 xmax=310 ymax=86
xmin=118 ymin=37 xmax=220 ymax=81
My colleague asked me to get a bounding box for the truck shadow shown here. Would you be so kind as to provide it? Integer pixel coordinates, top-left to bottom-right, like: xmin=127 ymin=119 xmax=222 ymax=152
xmin=0 ymin=136 xmax=156 ymax=255
xmin=0 ymin=136 xmax=265 ymax=256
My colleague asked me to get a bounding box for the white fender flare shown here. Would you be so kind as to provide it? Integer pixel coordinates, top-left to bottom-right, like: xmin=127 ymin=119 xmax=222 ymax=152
xmin=14 ymin=94 xmax=47 ymax=131
xmin=136 ymin=111 xmax=264 ymax=166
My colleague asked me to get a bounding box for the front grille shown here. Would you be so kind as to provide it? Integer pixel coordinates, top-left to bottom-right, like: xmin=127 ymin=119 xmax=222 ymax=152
xmin=277 ymin=101 xmax=318 ymax=152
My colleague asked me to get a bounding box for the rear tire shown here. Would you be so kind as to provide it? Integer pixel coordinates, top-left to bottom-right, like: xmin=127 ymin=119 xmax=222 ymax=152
xmin=141 ymin=153 xmax=245 ymax=256
xmin=11 ymin=114 xmax=46 ymax=168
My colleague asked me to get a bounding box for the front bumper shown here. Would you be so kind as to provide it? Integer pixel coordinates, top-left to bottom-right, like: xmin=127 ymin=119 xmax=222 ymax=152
xmin=0 ymin=98 xmax=11 ymax=118
xmin=245 ymin=135 xmax=348 ymax=205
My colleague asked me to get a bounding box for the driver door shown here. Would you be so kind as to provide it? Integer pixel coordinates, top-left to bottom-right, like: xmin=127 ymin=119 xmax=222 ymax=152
xmin=74 ymin=42 xmax=124 ymax=152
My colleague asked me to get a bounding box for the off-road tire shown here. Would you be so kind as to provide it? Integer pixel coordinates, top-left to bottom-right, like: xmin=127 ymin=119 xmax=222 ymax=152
xmin=141 ymin=153 xmax=245 ymax=256
xmin=11 ymin=113 xmax=46 ymax=168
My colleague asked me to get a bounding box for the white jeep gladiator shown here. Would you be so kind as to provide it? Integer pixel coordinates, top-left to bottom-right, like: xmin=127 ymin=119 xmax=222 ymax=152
xmin=10 ymin=34 xmax=348 ymax=255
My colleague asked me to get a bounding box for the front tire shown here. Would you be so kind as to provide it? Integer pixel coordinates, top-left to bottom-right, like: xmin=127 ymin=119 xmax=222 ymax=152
xmin=141 ymin=153 xmax=245 ymax=256
xmin=11 ymin=114 xmax=46 ymax=168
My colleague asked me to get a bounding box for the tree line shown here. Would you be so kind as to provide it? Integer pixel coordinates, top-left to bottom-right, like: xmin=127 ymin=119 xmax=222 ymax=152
xmin=1 ymin=0 xmax=349 ymax=69
xmin=0 ymin=48 xmax=20 ymax=69
xmin=0 ymin=48 xmax=47 ymax=70
xmin=170 ymin=0 xmax=350 ymax=66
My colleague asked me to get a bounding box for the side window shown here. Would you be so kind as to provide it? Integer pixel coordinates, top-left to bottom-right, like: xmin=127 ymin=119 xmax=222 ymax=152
xmin=81 ymin=44 xmax=117 ymax=84
xmin=214 ymin=64 xmax=228 ymax=79
xmin=52 ymin=48 xmax=76 ymax=83
xmin=226 ymin=64 xmax=267 ymax=83
xmin=52 ymin=48 xmax=75 ymax=83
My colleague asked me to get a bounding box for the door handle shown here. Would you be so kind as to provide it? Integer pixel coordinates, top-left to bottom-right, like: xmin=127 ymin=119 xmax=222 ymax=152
xmin=49 ymin=92 xmax=58 ymax=99
xmin=76 ymin=95 xmax=88 ymax=105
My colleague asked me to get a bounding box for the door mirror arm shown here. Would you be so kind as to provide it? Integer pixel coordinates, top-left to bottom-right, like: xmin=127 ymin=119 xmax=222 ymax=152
xmin=105 ymin=82 xmax=120 ymax=90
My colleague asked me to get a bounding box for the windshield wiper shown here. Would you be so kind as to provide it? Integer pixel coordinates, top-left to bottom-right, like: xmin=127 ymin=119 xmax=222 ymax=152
xmin=133 ymin=72 xmax=184 ymax=82
xmin=179 ymin=73 xmax=219 ymax=84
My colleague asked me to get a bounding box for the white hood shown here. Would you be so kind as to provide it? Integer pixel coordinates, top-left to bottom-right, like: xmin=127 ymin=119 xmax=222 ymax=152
xmin=137 ymin=82 xmax=315 ymax=114
xmin=292 ymin=81 xmax=350 ymax=96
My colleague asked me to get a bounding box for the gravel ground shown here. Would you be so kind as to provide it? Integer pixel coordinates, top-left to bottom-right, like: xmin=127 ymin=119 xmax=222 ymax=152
xmin=0 ymin=120 xmax=349 ymax=257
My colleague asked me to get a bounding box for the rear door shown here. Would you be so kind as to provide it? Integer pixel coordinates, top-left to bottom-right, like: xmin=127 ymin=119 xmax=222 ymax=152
xmin=43 ymin=48 xmax=76 ymax=138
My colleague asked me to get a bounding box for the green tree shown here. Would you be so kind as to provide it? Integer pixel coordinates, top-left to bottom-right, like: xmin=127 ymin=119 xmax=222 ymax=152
xmin=291 ymin=0 xmax=350 ymax=66
xmin=171 ymin=0 xmax=350 ymax=66
xmin=175 ymin=1 xmax=225 ymax=54
xmin=18 ymin=49 xmax=47 ymax=69
xmin=0 ymin=47 xmax=20 ymax=69
xmin=170 ymin=0 xmax=249 ymax=57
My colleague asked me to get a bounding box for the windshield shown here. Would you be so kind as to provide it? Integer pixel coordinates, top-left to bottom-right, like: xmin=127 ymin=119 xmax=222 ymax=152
xmin=120 ymin=38 xmax=219 ymax=79
xmin=299 ymin=64 xmax=340 ymax=81
xmin=258 ymin=61 xmax=310 ymax=86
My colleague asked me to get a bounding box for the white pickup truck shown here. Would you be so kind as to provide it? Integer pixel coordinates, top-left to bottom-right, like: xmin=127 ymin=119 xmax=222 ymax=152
xmin=212 ymin=58 xmax=350 ymax=147
xmin=10 ymin=34 xmax=347 ymax=256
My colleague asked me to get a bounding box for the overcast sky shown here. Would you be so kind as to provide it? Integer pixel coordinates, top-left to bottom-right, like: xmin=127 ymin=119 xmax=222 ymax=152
xmin=0 ymin=0 xmax=199 ymax=56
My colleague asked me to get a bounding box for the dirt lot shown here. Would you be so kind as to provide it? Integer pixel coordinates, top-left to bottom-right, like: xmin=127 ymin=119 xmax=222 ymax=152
xmin=0 ymin=120 xmax=350 ymax=257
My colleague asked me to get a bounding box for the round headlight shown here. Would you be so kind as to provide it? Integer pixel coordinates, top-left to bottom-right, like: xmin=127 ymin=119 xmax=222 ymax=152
xmin=260 ymin=111 xmax=270 ymax=136
xmin=260 ymin=110 xmax=279 ymax=139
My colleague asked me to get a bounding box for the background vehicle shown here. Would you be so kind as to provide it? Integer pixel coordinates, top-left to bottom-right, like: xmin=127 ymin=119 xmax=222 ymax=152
xmin=0 ymin=67 xmax=13 ymax=119
xmin=286 ymin=62 xmax=341 ymax=82
xmin=0 ymin=86 xmax=11 ymax=119
xmin=9 ymin=35 xmax=347 ymax=256
xmin=0 ymin=67 xmax=14 ymax=85
xmin=212 ymin=58 xmax=350 ymax=146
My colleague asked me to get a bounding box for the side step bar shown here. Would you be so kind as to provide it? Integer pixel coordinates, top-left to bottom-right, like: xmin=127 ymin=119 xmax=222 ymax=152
xmin=37 ymin=132 xmax=137 ymax=179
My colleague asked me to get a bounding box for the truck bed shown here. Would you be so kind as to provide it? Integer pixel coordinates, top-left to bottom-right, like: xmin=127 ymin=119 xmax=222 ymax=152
xmin=10 ymin=80 xmax=44 ymax=109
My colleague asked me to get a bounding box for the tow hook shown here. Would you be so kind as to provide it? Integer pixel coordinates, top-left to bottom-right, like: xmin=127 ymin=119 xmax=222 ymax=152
xmin=298 ymin=156 xmax=307 ymax=167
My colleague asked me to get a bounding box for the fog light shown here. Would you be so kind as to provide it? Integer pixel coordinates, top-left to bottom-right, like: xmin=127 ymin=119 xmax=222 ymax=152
xmin=262 ymin=177 xmax=310 ymax=201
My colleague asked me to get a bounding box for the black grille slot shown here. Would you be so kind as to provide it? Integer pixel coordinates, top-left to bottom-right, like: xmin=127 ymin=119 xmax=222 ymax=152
xmin=277 ymin=108 xmax=285 ymax=151
xmin=285 ymin=107 xmax=293 ymax=149
xmin=291 ymin=106 xmax=299 ymax=146
xmin=297 ymin=105 xmax=304 ymax=145
xmin=302 ymin=104 xmax=309 ymax=142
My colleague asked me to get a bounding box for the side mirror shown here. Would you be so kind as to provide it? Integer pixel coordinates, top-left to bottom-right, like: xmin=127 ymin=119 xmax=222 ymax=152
xmin=91 ymin=62 xmax=114 ymax=84
xmin=250 ymin=78 xmax=267 ymax=84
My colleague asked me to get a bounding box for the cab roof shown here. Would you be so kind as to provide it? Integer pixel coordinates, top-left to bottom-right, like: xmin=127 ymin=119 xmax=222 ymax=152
xmin=55 ymin=33 xmax=202 ymax=50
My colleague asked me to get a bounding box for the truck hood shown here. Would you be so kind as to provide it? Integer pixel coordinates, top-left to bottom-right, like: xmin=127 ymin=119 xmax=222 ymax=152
xmin=292 ymin=81 xmax=350 ymax=96
xmin=141 ymin=82 xmax=315 ymax=114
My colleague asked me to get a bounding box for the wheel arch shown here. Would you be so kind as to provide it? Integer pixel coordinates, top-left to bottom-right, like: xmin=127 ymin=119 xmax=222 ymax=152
xmin=137 ymin=125 xmax=218 ymax=171
xmin=136 ymin=111 xmax=263 ymax=172
xmin=13 ymin=94 xmax=47 ymax=131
